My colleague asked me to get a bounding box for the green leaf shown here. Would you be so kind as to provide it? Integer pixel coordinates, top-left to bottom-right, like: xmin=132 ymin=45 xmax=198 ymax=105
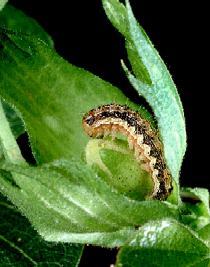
xmin=85 ymin=139 xmax=153 ymax=201
xmin=102 ymin=0 xmax=151 ymax=84
xmin=102 ymin=0 xmax=187 ymax=184
xmin=0 ymin=14 xmax=162 ymax=249
xmin=181 ymin=187 xmax=210 ymax=217
xmin=0 ymin=194 xmax=83 ymax=267
xmin=0 ymin=160 xmax=178 ymax=247
xmin=116 ymin=219 xmax=210 ymax=267
xmin=0 ymin=29 xmax=150 ymax=164
xmin=181 ymin=188 xmax=210 ymax=231
xmin=0 ymin=0 xmax=7 ymax=12
xmin=1 ymin=100 xmax=25 ymax=139
xmin=198 ymin=224 xmax=210 ymax=247
xmin=0 ymin=144 xmax=3 ymax=161
xmin=0 ymin=4 xmax=54 ymax=139
xmin=0 ymin=100 xmax=24 ymax=164
xmin=0 ymin=4 xmax=53 ymax=47
xmin=0 ymin=3 xmax=55 ymax=140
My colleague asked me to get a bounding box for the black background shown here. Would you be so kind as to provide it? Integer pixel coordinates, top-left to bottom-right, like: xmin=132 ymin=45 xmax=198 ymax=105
xmin=8 ymin=1 xmax=209 ymax=266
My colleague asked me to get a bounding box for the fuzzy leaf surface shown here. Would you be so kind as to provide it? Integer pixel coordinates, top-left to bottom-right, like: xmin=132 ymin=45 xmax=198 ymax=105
xmin=116 ymin=219 xmax=210 ymax=267
xmin=0 ymin=160 xmax=178 ymax=247
xmin=103 ymin=0 xmax=187 ymax=184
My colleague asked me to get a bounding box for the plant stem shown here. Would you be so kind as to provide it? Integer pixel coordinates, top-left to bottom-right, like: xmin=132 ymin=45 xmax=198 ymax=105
xmin=0 ymin=100 xmax=25 ymax=164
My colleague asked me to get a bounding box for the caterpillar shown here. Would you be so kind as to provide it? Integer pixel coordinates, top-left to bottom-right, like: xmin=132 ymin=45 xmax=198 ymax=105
xmin=82 ymin=104 xmax=172 ymax=200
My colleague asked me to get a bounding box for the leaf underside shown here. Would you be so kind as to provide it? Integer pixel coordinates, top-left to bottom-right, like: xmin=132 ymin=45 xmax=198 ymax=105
xmin=102 ymin=0 xmax=187 ymax=183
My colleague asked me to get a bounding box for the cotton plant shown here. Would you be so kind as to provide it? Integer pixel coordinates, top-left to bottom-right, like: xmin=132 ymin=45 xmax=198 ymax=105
xmin=0 ymin=1 xmax=209 ymax=266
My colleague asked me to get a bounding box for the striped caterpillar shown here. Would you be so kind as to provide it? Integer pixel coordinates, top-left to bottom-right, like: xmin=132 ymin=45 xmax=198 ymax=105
xmin=82 ymin=104 xmax=172 ymax=200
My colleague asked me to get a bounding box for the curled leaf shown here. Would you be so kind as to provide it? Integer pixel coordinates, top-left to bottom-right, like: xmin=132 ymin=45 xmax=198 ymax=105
xmin=103 ymin=0 xmax=187 ymax=185
xmin=85 ymin=139 xmax=153 ymax=201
